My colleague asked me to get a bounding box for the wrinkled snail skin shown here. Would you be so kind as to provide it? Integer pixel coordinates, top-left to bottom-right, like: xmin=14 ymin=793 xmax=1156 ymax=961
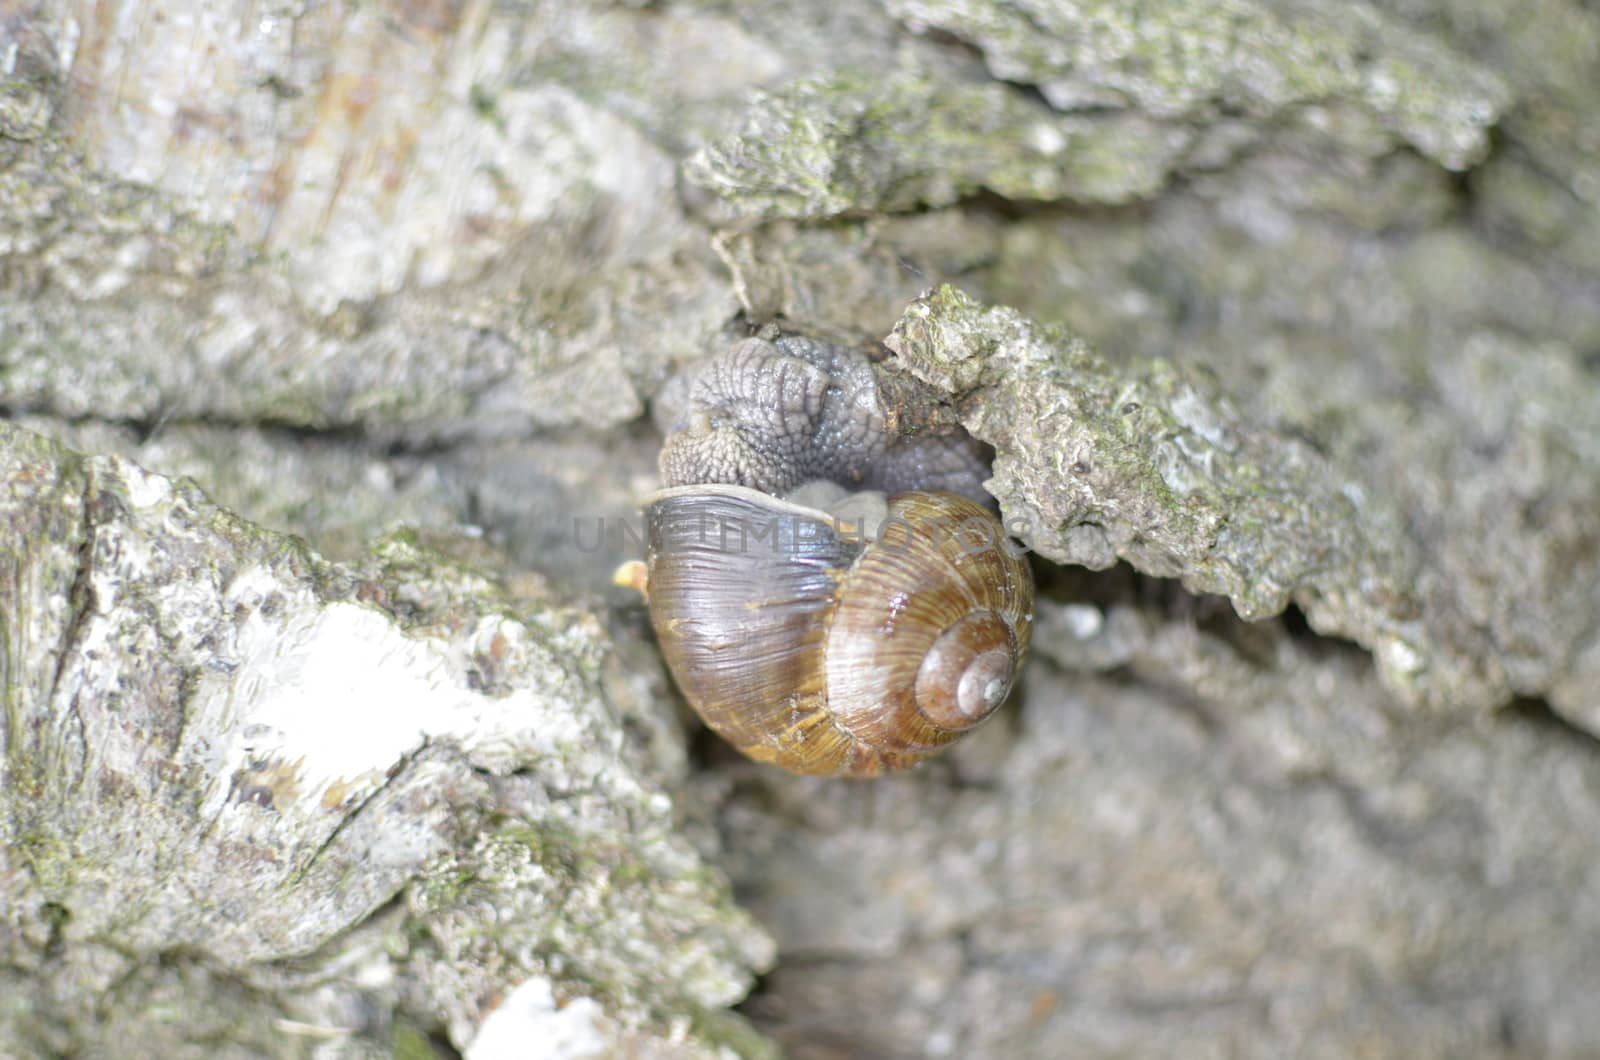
xmin=657 ymin=336 xmax=996 ymax=505
xmin=640 ymin=483 xmax=1033 ymax=777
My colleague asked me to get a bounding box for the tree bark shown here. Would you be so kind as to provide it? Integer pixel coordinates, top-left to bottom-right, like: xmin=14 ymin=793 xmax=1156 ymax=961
xmin=4 ymin=0 xmax=1599 ymax=1056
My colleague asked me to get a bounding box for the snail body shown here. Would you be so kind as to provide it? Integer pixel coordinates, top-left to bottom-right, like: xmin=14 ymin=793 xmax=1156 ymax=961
xmin=636 ymin=483 xmax=1032 ymax=776
xmin=625 ymin=334 xmax=1033 ymax=777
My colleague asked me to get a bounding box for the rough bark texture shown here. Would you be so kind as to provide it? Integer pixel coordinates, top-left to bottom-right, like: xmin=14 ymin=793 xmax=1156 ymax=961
xmin=0 ymin=423 xmax=774 ymax=1057
xmin=3 ymin=0 xmax=1600 ymax=1057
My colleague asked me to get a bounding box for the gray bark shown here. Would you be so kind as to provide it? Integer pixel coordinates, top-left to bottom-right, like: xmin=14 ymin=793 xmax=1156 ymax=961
xmin=3 ymin=0 xmax=1599 ymax=1056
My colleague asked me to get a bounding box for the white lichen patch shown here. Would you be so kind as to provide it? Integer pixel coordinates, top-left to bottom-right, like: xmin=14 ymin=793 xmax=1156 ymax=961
xmin=210 ymin=588 xmax=442 ymax=814
xmin=204 ymin=573 xmax=620 ymax=821
xmin=467 ymin=977 xmax=613 ymax=1060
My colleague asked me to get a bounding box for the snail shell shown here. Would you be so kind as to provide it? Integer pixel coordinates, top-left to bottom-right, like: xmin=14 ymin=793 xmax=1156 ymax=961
xmin=637 ymin=483 xmax=1033 ymax=777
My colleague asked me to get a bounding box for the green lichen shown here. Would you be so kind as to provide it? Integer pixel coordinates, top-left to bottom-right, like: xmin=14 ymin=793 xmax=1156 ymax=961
xmin=685 ymin=70 xmax=1186 ymax=223
xmin=887 ymin=0 xmax=1509 ymax=170
xmin=12 ymin=833 xmax=75 ymax=893
xmin=409 ymin=816 xmax=774 ymax=1051
xmin=690 ymin=1005 xmax=783 ymax=1060
xmin=888 ymin=286 xmax=1496 ymax=711
xmin=687 ymin=3 xmax=1508 ymax=227
xmin=390 ymin=1023 xmax=451 ymax=1060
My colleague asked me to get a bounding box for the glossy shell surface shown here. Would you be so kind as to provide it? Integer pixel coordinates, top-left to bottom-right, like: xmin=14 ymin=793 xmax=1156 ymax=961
xmin=641 ymin=484 xmax=1033 ymax=776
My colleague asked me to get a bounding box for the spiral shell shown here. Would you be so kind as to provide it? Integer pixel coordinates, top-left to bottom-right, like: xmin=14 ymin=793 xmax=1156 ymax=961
xmin=638 ymin=484 xmax=1032 ymax=776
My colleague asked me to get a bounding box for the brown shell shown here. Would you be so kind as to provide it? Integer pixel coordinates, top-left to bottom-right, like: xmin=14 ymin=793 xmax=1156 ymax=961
xmin=641 ymin=485 xmax=1032 ymax=777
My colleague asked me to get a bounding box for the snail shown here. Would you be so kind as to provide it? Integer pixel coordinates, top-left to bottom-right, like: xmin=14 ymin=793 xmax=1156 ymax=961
xmin=618 ymin=335 xmax=1033 ymax=777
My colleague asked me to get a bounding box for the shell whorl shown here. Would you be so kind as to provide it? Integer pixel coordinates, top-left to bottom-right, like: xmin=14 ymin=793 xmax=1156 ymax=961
xmin=820 ymin=491 xmax=1031 ymax=763
xmin=639 ymin=334 xmax=1033 ymax=777
xmin=641 ymin=484 xmax=1031 ymax=776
